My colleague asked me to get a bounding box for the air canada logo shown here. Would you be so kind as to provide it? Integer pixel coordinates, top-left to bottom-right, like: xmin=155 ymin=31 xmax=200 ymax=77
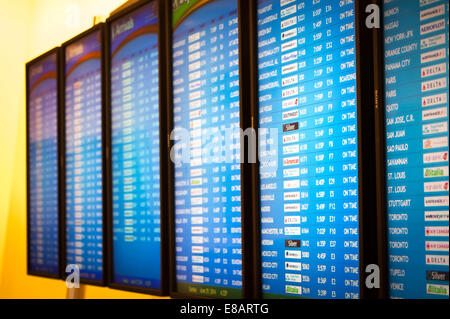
xmin=285 ymin=239 xmax=301 ymax=248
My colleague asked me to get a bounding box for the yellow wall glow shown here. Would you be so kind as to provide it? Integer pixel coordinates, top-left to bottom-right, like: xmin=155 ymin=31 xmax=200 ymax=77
xmin=0 ymin=0 xmax=167 ymax=299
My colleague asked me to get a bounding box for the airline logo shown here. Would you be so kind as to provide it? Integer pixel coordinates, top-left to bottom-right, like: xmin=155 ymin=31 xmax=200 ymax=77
xmin=421 ymin=48 xmax=446 ymax=64
xmin=191 ymin=236 xmax=204 ymax=244
xmin=283 ymin=156 xmax=300 ymax=166
xmin=285 ymin=262 xmax=301 ymax=271
xmin=424 ymin=196 xmax=449 ymax=207
xmin=284 ymin=216 xmax=301 ymax=225
xmin=426 ymin=241 xmax=449 ymax=252
xmin=423 ymin=136 xmax=448 ymax=149
xmin=281 ymin=28 xmax=297 ymax=41
xmin=282 ymin=62 xmax=298 ymax=75
xmin=285 ymin=273 xmax=302 ymax=283
xmin=422 ymin=107 xmax=447 ymax=120
xmin=192 ymin=246 xmax=204 ymax=254
xmin=420 ymin=5 xmax=445 ymax=21
xmin=420 ymin=0 xmax=441 ymax=7
xmin=192 ymin=255 xmax=204 ymax=263
xmin=421 ymin=33 xmax=446 ymax=50
xmin=422 ymin=93 xmax=447 ymax=108
xmin=192 ymin=275 xmax=204 ymax=283
xmin=283 ymin=133 xmax=299 ymax=144
xmin=284 ymin=203 xmax=300 ymax=212
xmin=282 ymin=87 xmax=299 ymax=101
xmin=283 ymin=144 xmax=300 ymax=155
xmin=425 ymin=226 xmax=449 ymax=237
xmin=285 ymin=285 xmax=302 ymax=295
xmin=426 ymin=271 xmax=449 ymax=282
xmin=422 ymin=77 xmax=447 ymax=92
xmin=285 ymin=250 xmax=302 ymax=259
xmin=425 ymin=211 xmax=449 ymax=222
xmin=284 ymin=192 xmax=300 ymax=201
xmin=424 ymin=166 xmax=449 ymax=178
xmin=422 ymin=122 xmax=448 ymax=135
xmin=427 ymin=284 xmax=449 ymax=296
xmin=420 ymin=19 xmax=446 ymax=35
xmin=191 ymin=226 xmax=204 ymax=234
xmin=280 ymin=5 xmax=296 ymax=18
xmin=282 ymin=74 xmax=298 ymax=87
xmin=426 ymin=255 xmax=449 ymax=266
xmin=285 ymin=227 xmax=301 ymax=235
xmin=280 ymin=0 xmax=296 ymax=7
xmin=424 ymin=181 xmax=449 ymax=192
xmin=284 ymin=168 xmax=300 ymax=178
xmin=282 ymin=51 xmax=298 ymax=64
xmin=281 ymin=39 xmax=297 ymax=52
xmin=423 ymin=151 xmax=448 ymax=164
xmin=284 ymin=179 xmax=300 ymax=189
xmin=281 ymin=16 xmax=297 ymax=29
xmin=191 ymin=205 xmax=204 ymax=214
xmin=283 ymin=122 xmax=299 ymax=132
xmin=283 ymin=110 xmax=299 ymax=121
xmin=421 ymin=63 xmax=447 ymax=78
xmin=192 ymin=265 xmax=204 ymax=273
xmin=285 ymin=239 xmax=301 ymax=248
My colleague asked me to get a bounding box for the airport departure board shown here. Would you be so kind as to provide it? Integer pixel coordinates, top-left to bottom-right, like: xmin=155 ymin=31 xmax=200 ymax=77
xmin=64 ymin=29 xmax=104 ymax=282
xmin=172 ymin=0 xmax=243 ymax=298
xmin=384 ymin=0 xmax=449 ymax=299
xmin=110 ymin=1 xmax=162 ymax=290
xmin=27 ymin=52 xmax=60 ymax=276
xmin=257 ymin=0 xmax=360 ymax=298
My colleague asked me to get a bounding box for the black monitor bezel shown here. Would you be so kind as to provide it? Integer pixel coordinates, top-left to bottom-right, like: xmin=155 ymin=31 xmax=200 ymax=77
xmin=105 ymin=0 xmax=169 ymax=297
xmin=26 ymin=47 xmax=64 ymax=280
xmin=60 ymin=23 xmax=108 ymax=287
xmin=167 ymin=0 xmax=255 ymax=299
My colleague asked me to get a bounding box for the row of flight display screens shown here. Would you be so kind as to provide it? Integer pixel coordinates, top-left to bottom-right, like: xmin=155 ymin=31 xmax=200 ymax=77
xmin=27 ymin=0 xmax=449 ymax=299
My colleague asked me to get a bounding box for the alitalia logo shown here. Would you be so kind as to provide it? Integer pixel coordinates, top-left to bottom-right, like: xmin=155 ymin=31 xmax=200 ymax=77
xmin=285 ymin=285 xmax=302 ymax=295
xmin=424 ymin=167 xmax=448 ymax=178
xmin=427 ymin=284 xmax=449 ymax=296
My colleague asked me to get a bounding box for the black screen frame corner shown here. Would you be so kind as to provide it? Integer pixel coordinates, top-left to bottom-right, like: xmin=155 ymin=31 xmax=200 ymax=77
xmin=26 ymin=47 xmax=63 ymax=280
xmin=104 ymin=0 xmax=169 ymax=296
xmin=354 ymin=0 xmax=387 ymax=300
xmin=60 ymin=23 xmax=109 ymax=287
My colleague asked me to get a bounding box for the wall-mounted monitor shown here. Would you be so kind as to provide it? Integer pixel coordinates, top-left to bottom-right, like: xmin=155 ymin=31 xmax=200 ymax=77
xmin=383 ymin=0 xmax=449 ymax=299
xmin=256 ymin=0 xmax=381 ymax=299
xmin=62 ymin=25 xmax=107 ymax=285
xmin=106 ymin=0 xmax=168 ymax=295
xmin=170 ymin=0 xmax=248 ymax=298
xmin=26 ymin=48 xmax=62 ymax=278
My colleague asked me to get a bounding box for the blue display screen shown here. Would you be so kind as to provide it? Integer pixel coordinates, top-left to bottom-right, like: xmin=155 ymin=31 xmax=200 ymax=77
xmin=384 ymin=0 xmax=449 ymax=299
xmin=110 ymin=2 xmax=162 ymax=289
xmin=257 ymin=0 xmax=360 ymax=299
xmin=28 ymin=52 xmax=60 ymax=276
xmin=65 ymin=30 xmax=104 ymax=282
xmin=172 ymin=0 xmax=243 ymax=298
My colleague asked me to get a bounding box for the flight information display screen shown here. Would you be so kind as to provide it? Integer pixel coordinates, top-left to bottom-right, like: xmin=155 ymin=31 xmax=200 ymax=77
xmin=64 ymin=30 xmax=104 ymax=282
xmin=257 ymin=0 xmax=360 ymax=299
xmin=384 ymin=0 xmax=449 ymax=299
xmin=27 ymin=52 xmax=60 ymax=276
xmin=172 ymin=0 xmax=243 ymax=298
xmin=110 ymin=2 xmax=162 ymax=290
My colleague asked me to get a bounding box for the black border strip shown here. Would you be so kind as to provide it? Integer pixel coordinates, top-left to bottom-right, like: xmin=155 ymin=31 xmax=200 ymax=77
xmin=26 ymin=47 xmax=63 ymax=280
xmin=60 ymin=23 xmax=108 ymax=287
xmin=105 ymin=0 xmax=169 ymax=297
xmin=168 ymin=0 xmax=253 ymax=299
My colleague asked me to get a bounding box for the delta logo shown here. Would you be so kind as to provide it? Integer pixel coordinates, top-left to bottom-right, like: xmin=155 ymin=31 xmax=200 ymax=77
xmin=426 ymin=255 xmax=449 ymax=266
xmin=422 ymin=77 xmax=447 ymax=92
xmin=422 ymin=92 xmax=447 ymax=107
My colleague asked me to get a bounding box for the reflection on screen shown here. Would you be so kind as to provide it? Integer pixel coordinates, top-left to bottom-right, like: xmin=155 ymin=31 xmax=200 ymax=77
xmin=28 ymin=53 xmax=60 ymax=276
xmin=172 ymin=0 xmax=243 ymax=298
xmin=257 ymin=0 xmax=360 ymax=299
xmin=110 ymin=2 xmax=162 ymax=289
xmin=65 ymin=30 xmax=104 ymax=282
xmin=384 ymin=0 xmax=449 ymax=299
